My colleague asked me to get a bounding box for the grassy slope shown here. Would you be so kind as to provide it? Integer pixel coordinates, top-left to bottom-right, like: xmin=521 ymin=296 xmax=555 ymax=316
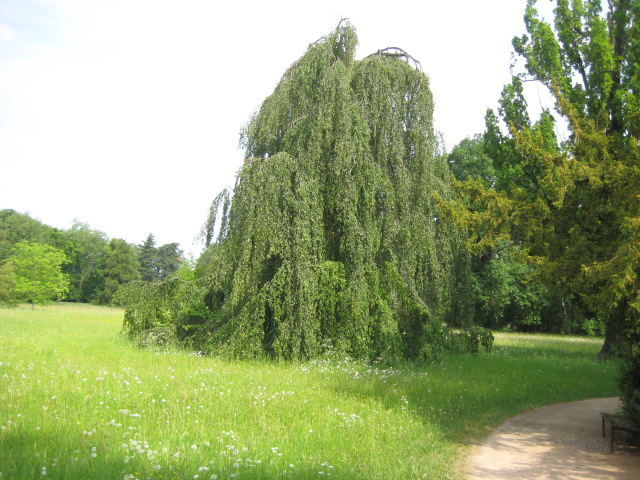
xmin=0 ymin=305 xmax=618 ymax=480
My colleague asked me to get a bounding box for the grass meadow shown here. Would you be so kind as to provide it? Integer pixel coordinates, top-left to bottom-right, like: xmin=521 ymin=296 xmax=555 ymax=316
xmin=0 ymin=304 xmax=618 ymax=479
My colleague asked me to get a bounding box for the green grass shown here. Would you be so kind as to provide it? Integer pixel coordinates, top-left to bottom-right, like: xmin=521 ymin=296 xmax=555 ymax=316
xmin=0 ymin=305 xmax=618 ymax=479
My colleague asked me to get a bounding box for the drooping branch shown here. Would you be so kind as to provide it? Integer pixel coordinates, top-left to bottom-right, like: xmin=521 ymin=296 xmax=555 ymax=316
xmin=199 ymin=187 xmax=232 ymax=247
xmin=129 ymin=22 xmax=476 ymax=362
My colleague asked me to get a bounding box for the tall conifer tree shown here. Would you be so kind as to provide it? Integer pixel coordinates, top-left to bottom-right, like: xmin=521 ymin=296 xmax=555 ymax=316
xmin=139 ymin=234 xmax=158 ymax=282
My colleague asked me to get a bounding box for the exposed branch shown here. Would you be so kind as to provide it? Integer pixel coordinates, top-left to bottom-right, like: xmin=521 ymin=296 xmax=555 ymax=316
xmin=365 ymin=47 xmax=423 ymax=71
xmin=483 ymin=242 xmax=517 ymax=258
xmin=288 ymin=114 xmax=308 ymax=127
xmin=570 ymin=25 xmax=588 ymax=38
xmin=517 ymin=75 xmax=544 ymax=83
xmin=282 ymin=18 xmax=353 ymax=81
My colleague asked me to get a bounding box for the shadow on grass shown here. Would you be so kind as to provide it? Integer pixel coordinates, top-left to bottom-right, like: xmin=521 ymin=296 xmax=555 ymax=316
xmin=322 ymin=346 xmax=619 ymax=446
xmin=0 ymin=429 xmax=370 ymax=480
xmin=318 ymin=360 xmax=632 ymax=480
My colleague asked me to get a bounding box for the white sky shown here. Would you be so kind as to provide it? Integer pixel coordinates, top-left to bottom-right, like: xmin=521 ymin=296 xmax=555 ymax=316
xmin=0 ymin=0 xmax=555 ymax=257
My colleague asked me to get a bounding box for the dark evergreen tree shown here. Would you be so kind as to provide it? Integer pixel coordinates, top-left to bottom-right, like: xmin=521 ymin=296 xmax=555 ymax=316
xmin=138 ymin=234 xmax=158 ymax=282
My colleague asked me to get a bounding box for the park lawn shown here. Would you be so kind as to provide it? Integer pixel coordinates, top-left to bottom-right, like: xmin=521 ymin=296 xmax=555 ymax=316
xmin=0 ymin=304 xmax=618 ymax=479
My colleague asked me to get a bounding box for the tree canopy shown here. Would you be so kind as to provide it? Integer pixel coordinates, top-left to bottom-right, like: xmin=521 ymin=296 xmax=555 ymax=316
xmin=122 ymin=22 xmax=485 ymax=361
xmin=62 ymin=221 xmax=109 ymax=303
xmin=510 ymin=0 xmax=639 ymax=347
xmin=137 ymin=234 xmax=183 ymax=282
xmin=7 ymin=242 xmax=69 ymax=306
xmin=0 ymin=209 xmax=58 ymax=261
xmin=99 ymin=238 xmax=141 ymax=304
xmin=442 ymin=0 xmax=639 ymax=398
xmin=138 ymin=234 xmax=159 ymax=282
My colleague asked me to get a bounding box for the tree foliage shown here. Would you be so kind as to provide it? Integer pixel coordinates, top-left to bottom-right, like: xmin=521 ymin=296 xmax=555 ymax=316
xmin=513 ymin=0 xmax=640 ymax=137
xmin=99 ymin=238 xmax=141 ymax=304
xmin=511 ymin=0 xmax=640 ymax=347
xmin=442 ymin=0 xmax=639 ymax=399
xmin=62 ymin=221 xmax=108 ymax=303
xmin=7 ymin=242 xmax=69 ymax=305
xmin=0 ymin=209 xmax=58 ymax=261
xmin=156 ymin=243 xmax=183 ymax=279
xmin=448 ymin=99 xmax=599 ymax=335
xmin=136 ymin=234 xmax=183 ymax=282
xmin=448 ymin=135 xmax=496 ymax=188
xmin=122 ymin=22 xmax=489 ymax=361
xmin=0 ymin=262 xmax=17 ymax=305
xmin=138 ymin=234 xmax=159 ymax=282
xmin=0 ymin=211 xmax=187 ymax=306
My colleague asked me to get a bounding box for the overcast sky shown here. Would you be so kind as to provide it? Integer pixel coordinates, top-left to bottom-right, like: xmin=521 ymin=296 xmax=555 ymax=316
xmin=0 ymin=0 xmax=555 ymax=257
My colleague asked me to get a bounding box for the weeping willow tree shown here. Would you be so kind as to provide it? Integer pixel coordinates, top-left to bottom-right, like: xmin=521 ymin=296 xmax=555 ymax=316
xmin=188 ymin=21 xmax=475 ymax=360
xmin=122 ymin=22 xmax=482 ymax=360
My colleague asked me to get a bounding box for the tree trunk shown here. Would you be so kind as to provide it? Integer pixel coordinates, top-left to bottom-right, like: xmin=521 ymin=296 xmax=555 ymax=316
xmin=561 ymin=296 xmax=569 ymax=334
xmin=598 ymin=320 xmax=630 ymax=360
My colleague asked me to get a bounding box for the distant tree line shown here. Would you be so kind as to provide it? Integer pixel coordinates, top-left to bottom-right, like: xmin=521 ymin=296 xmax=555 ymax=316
xmin=0 ymin=209 xmax=183 ymax=305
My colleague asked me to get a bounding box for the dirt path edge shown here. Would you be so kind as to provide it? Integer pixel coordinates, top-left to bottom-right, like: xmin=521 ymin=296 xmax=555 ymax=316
xmin=466 ymin=397 xmax=640 ymax=480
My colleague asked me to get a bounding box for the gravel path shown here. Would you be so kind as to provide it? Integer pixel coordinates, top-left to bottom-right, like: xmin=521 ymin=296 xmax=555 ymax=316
xmin=466 ymin=397 xmax=640 ymax=479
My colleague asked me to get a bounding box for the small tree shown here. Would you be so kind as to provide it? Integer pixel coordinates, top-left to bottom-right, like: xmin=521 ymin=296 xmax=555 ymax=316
xmin=8 ymin=242 xmax=69 ymax=306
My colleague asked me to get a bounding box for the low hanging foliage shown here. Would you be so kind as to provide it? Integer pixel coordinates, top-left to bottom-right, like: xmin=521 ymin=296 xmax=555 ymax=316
xmin=122 ymin=22 xmax=488 ymax=361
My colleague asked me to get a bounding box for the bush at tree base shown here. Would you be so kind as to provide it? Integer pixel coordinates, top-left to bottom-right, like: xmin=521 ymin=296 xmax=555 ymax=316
xmin=120 ymin=22 xmax=493 ymax=361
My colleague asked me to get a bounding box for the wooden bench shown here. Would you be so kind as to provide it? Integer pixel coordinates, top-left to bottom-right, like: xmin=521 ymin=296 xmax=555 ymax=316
xmin=601 ymin=389 xmax=640 ymax=452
